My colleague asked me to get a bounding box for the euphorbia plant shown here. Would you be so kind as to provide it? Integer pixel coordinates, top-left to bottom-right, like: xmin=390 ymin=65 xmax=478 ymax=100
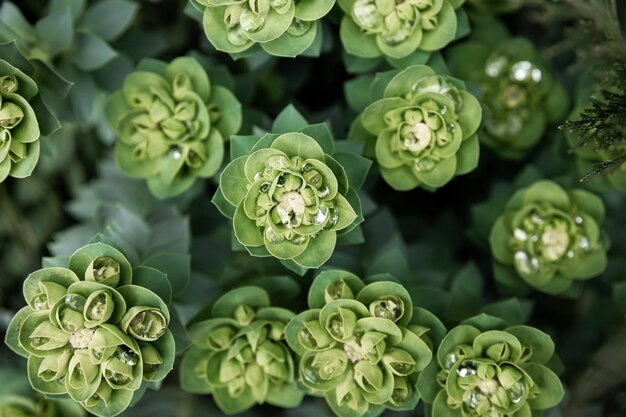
xmin=417 ymin=315 xmax=564 ymax=417
xmin=351 ymin=65 xmax=481 ymax=191
xmin=105 ymin=56 xmax=242 ymax=199
xmin=489 ymin=180 xmax=609 ymax=295
xmin=214 ymin=107 xmax=369 ymax=271
xmin=5 ymin=242 xmax=176 ymax=417
xmin=285 ymin=270 xmax=445 ymax=417
xmin=180 ymin=287 xmax=303 ymax=413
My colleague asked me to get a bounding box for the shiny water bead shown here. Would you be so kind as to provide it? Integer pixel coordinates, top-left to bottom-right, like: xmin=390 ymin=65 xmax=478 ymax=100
xmin=444 ymin=352 xmax=458 ymax=369
xmin=259 ymin=182 xmax=271 ymax=193
xmin=509 ymin=61 xmax=542 ymax=84
xmin=227 ymin=25 xmax=249 ymax=46
xmin=86 ymin=293 xmax=108 ymax=321
xmin=317 ymin=185 xmax=330 ymax=199
xmin=412 ymin=76 xmax=463 ymax=109
xmin=311 ymin=205 xmax=330 ymax=225
xmin=415 ymin=158 xmax=436 ymax=172
xmin=508 ymin=381 xmax=526 ymax=404
xmin=288 ymin=18 xmax=311 ymax=36
xmin=64 ymin=294 xmax=86 ymax=312
xmin=33 ymin=294 xmax=48 ymax=310
xmin=514 ymin=251 xmax=539 ymax=275
xmin=291 ymin=234 xmax=307 ymax=245
xmin=372 ymin=296 xmax=402 ymax=321
xmin=325 ymin=208 xmax=339 ymax=229
xmin=456 ymin=361 xmax=477 ymax=377
xmin=129 ymin=310 xmax=167 ymax=341
xmin=265 ymin=226 xmax=285 ymax=243
xmin=325 ymin=281 xmax=353 ymax=301
xmin=169 ymin=147 xmax=183 ymax=160
xmin=513 ymin=228 xmax=528 ymax=241
xmin=353 ymin=0 xmax=383 ymax=29
xmin=239 ymin=8 xmax=266 ymax=33
xmin=485 ymin=54 xmax=509 ymax=78
xmin=104 ymin=369 xmax=131 ymax=386
xmin=116 ymin=347 xmax=139 ymax=366
xmin=266 ymin=155 xmax=290 ymax=170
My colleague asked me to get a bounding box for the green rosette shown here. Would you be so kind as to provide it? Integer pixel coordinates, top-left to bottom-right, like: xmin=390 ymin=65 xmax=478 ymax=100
xmin=285 ymin=270 xmax=440 ymax=417
xmin=355 ymin=65 xmax=481 ymax=191
xmin=0 ymin=42 xmax=60 ymax=182
xmin=105 ymin=56 xmax=242 ymax=199
xmin=189 ymin=0 xmax=334 ymax=57
xmin=417 ymin=318 xmax=564 ymax=417
xmin=448 ymin=35 xmax=568 ymax=159
xmin=4 ymin=242 xmax=175 ymax=417
xmin=489 ymin=180 xmax=609 ymax=295
xmin=180 ymin=287 xmax=303 ymax=413
xmin=215 ymin=112 xmax=367 ymax=270
xmin=338 ymin=0 xmax=465 ymax=60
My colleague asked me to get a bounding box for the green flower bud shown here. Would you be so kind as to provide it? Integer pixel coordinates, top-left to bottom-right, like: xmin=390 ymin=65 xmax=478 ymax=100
xmin=6 ymin=242 xmax=175 ymax=417
xmin=420 ymin=322 xmax=564 ymax=417
xmin=218 ymin=121 xmax=364 ymax=269
xmin=340 ymin=0 xmax=465 ymax=60
xmin=286 ymin=271 xmax=437 ymax=417
xmin=489 ymin=180 xmax=608 ymax=295
xmin=0 ymin=42 xmax=59 ymax=183
xmin=105 ymin=56 xmax=241 ymax=199
xmin=181 ymin=287 xmax=302 ymax=413
xmin=448 ymin=33 xmax=568 ymax=159
xmin=357 ymin=65 xmax=481 ymax=191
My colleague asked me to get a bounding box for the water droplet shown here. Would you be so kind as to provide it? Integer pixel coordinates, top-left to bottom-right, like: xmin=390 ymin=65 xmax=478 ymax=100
xmin=510 ymin=61 xmax=542 ymax=84
xmin=508 ymin=381 xmax=526 ymax=404
xmin=227 ymin=25 xmax=249 ymax=46
xmin=253 ymin=171 xmax=262 ymax=181
xmin=575 ymin=216 xmax=584 ymax=224
xmin=116 ymin=347 xmax=138 ymax=366
xmin=567 ymin=250 xmax=575 ymax=258
xmin=30 ymin=337 xmax=49 ymax=348
xmin=169 ymin=147 xmax=182 ymax=159
xmin=325 ymin=209 xmax=339 ymax=229
xmin=513 ymin=228 xmax=528 ymax=241
xmin=464 ymin=391 xmax=479 ymax=409
xmin=352 ymin=0 xmax=383 ymax=30
xmin=287 ymin=18 xmax=311 ymax=36
xmin=33 ymin=294 xmax=48 ymax=310
xmin=276 ymin=175 xmax=285 ymax=187
xmin=87 ymin=295 xmax=107 ymax=321
xmin=531 ymin=214 xmax=544 ymax=224
xmin=579 ymin=236 xmax=590 ymax=250
xmin=485 ymin=54 xmax=508 ymax=78
xmin=444 ymin=353 xmax=457 ymax=369
xmin=291 ymin=234 xmax=307 ymax=245
xmin=65 ymin=294 xmax=86 ymax=312
xmin=105 ymin=369 xmax=131 ymax=386
xmin=239 ymin=8 xmax=266 ymax=33
xmin=456 ymin=361 xmax=477 ymax=377
xmin=440 ymin=105 xmax=448 ymax=115
xmin=412 ymin=76 xmax=463 ymax=109
xmin=514 ymin=251 xmax=533 ymax=274
xmin=259 ymin=182 xmax=270 ymax=193
xmin=302 ymin=162 xmax=313 ymax=172
xmin=415 ymin=158 xmax=436 ymax=172
xmin=266 ymin=155 xmax=290 ymax=170
xmin=317 ymin=185 xmax=330 ymax=199
xmin=129 ymin=310 xmax=166 ymax=340
xmin=531 ymin=234 xmax=539 ymax=242
xmin=265 ymin=226 xmax=284 ymax=244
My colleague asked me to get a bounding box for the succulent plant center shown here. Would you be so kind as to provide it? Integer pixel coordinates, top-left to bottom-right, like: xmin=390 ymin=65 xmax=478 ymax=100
xmin=404 ymin=122 xmax=432 ymax=152
xmin=69 ymin=328 xmax=95 ymax=350
xmin=540 ymin=225 xmax=570 ymax=261
xmin=343 ymin=340 xmax=366 ymax=363
xmin=276 ymin=191 xmax=306 ymax=228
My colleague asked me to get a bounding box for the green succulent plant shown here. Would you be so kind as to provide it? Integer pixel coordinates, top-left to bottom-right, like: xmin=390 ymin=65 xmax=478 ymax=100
xmin=338 ymin=0 xmax=466 ymax=60
xmin=352 ymin=65 xmax=481 ymax=191
xmin=5 ymin=242 xmax=175 ymax=417
xmin=105 ymin=56 xmax=242 ymax=199
xmin=180 ymin=287 xmax=303 ymax=413
xmin=189 ymin=0 xmax=334 ymax=57
xmin=214 ymin=110 xmax=367 ymax=270
xmin=0 ymin=42 xmax=60 ymax=182
xmin=417 ymin=318 xmax=564 ymax=417
xmin=285 ymin=270 xmax=445 ymax=417
xmin=489 ymin=180 xmax=609 ymax=295
xmin=0 ymin=394 xmax=85 ymax=417
xmin=448 ymin=35 xmax=568 ymax=159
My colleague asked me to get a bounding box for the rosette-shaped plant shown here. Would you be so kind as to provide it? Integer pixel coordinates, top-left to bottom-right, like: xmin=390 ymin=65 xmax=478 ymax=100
xmin=338 ymin=0 xmax=465 ymax=60
xmin=180 ymin=287 xmax=302 ymax=413
xmin=0 ymin=394 xmax=85 ymax=417
xmin=286 ymin=270 xmax=443 ymax=417
xmin=448 ymin=37 xmax=568 ymax=159
xmin=189 ymin=0 xmax=334 ymax=57
xmin=0 ymin=42 xmax=59 ymax=182
xmin=489 ymin=180 xmax=608 ymax=295
xmin=215 ymin=111 xmax=367 ymax=270
xmin=356 ymin=65 xmax=481 ymax=191
xmin=5 ymin=242 xmax=175 ymax=417
xmin=105 ymin=56 xmax=242 ymax=199
xmin=417 ymin=320 xmax=564 ymax=417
